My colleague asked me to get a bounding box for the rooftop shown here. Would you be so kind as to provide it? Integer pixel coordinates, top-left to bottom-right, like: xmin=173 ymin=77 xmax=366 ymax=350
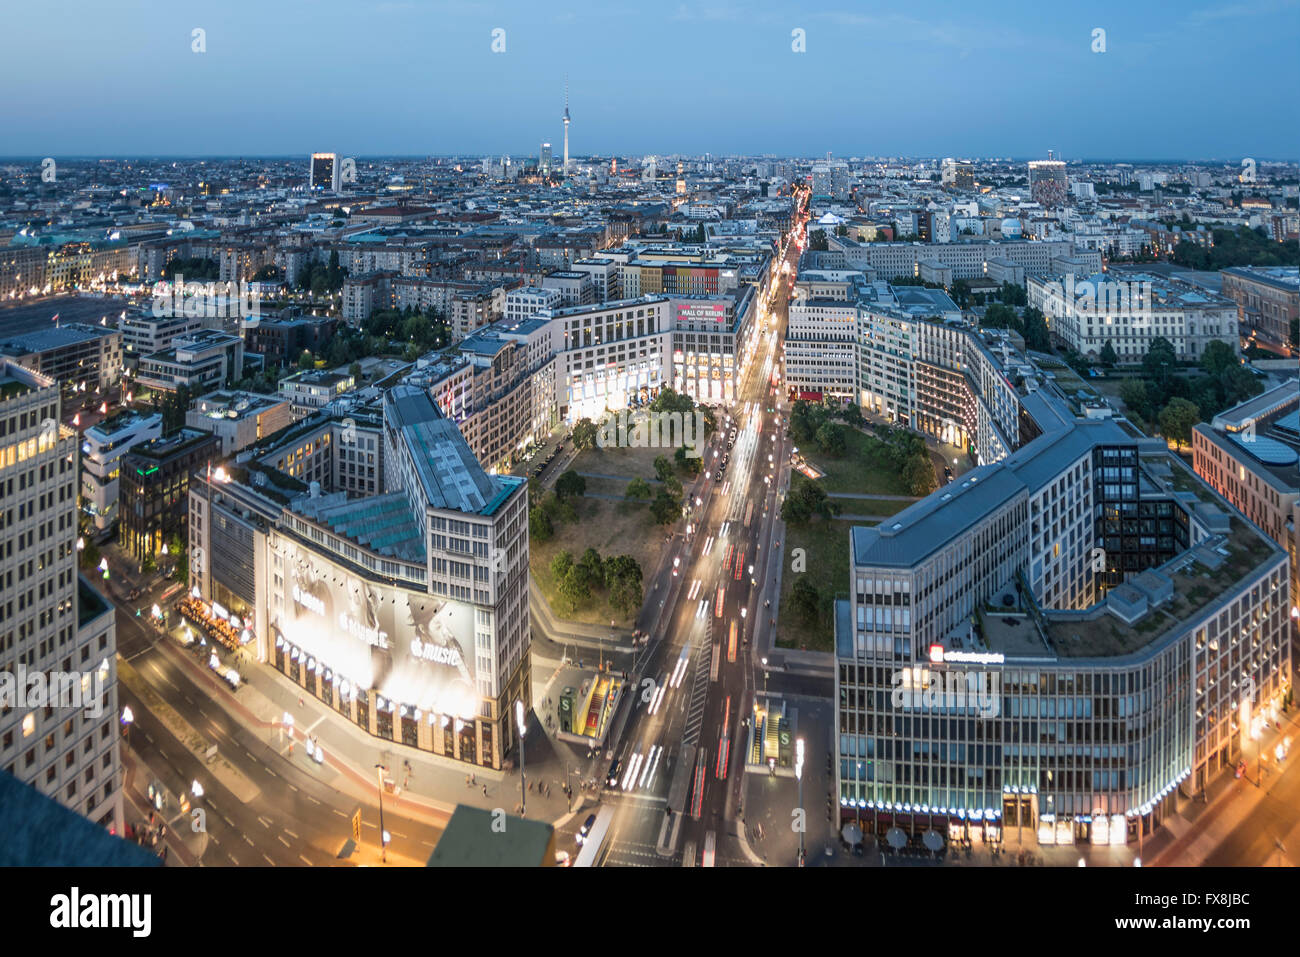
xmin=426 ymin=804 xmax=554 ymax=867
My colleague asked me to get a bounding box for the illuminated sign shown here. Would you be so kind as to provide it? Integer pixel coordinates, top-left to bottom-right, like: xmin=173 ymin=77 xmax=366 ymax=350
xmin=675 ymin=301 xmax=727 ymax=324
xmin=272 ymin=544 xmax=477 ymax=716
xmin=941 ymin=650 xmax=1005 ymax=665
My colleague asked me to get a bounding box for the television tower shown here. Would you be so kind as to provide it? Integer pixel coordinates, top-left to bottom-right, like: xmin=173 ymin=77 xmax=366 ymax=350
xmin=562 ymin=76 xmax=571 ymax=173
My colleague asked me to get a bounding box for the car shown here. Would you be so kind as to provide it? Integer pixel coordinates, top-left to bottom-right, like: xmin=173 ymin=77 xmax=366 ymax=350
xmin=606 ymin=759 xmax=623 ymax=788
xmin=576 ymin=813 xmax=598 ymax=845
xmin=943 ymin=466 xmax=954 ymax=483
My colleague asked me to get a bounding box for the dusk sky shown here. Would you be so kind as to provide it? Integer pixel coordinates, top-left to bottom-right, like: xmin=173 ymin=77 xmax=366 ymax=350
xmin=3 ymin=0 xmax=1298 ymax=159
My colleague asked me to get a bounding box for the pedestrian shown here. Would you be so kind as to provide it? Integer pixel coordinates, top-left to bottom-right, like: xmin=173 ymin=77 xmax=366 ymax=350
xmin=465 ymin=774 xmax=471 ymax=787
xmin=299 ymin=695 xmax=304 ymax=708
xmin=483 ymin=784 xmax=488 ymax=796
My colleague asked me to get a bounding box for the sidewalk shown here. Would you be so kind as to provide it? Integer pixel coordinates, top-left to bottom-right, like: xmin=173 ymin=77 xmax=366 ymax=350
xmin=143 ymin=621 xmax=588 ymax=837
xmin=1145 ymin=707 xmax=1300 ymax=867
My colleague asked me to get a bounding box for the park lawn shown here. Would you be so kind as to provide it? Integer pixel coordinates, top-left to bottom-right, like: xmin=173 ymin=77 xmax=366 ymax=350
xmin=775 ymin=517 xmax=857 ymax=653
xmin=804 ymin=427 xmax=912 ymax=497
xmin=570 ymin=444 xmax=682 ymax=482
xmin=529 ymin=494 xmax=668 ymax=626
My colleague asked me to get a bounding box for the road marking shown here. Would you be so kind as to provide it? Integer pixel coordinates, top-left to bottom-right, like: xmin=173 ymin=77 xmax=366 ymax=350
xmin=306 ymin=795 xmax=322 ymax=806
xmin=288 ymin=784 xmax=298 ymax=793
xmin=390 ymin=830 xmax=407 ymax=839
xmin=266 ymin=768 xmax=277 ymax=777
xmin=258 ymin=816 xmax=272 ymax=828
xmin=277 ymin=835 xmax=290 ymax=848
xmin=285 ymin=829 xmax=299 ymax=839
xmin=299 ymin=854 xmax=313 ymax=866
xmin=244 ymin=835 xmax=254 ymax=846
xmin=263 ymin=853 xmax=275 ymax=866
xmin=228 ymin=853 xmax=239 ymax=865
xmin=332 ymin=808 xmax=347 ymax=818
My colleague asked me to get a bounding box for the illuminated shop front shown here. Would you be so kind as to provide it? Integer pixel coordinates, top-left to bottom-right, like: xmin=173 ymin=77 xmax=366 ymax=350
xmin=264 ymin=536 xmax=508 ymax=768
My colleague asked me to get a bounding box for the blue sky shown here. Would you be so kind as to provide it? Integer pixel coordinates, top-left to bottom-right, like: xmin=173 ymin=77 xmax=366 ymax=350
xmin=2 ymin=0 xmax=1297 ymax=159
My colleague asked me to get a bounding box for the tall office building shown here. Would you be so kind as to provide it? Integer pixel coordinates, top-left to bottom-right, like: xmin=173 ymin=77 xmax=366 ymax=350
xmin=1028 ymin=159 xmax=1068 ymax=208
xmin=540 ymin=143 xmax=553 ymax=175
xmin=310 ymin=152 xmax=341 ymax=192
xmin=0 ymin=361 xmax=123 ymax=835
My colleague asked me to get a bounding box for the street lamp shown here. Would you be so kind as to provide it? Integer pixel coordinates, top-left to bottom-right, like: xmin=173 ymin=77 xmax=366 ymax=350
xmin=374 ymin=763 xmax=388 ymax=863
xmin=761 ymin=657 xmax=769 ymax=697
xmin=795 ymin=737 xmax=806 ymax=866
xmin=120 ymin=706 xmax=134 ymax=745
xmin=516 ymin=700 xmax=528 ymax=818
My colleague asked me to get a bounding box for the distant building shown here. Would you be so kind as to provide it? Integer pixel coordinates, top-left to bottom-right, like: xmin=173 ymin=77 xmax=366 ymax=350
xmin=0 ymin=323 xmax=122 ymax=399
xmin=244 ymin=316 xmax=340 ymax=368
xmin=135 ymin=329 xmax=244 ymax=394
xmin=310 ymin=152 xmax=340 ymax=192
xmin=186 ymin=390 xmax=294 ymax=456
xmin=1028 ymin=160 xmax=1068 ymax=208
xmin=1220 ymin=266 xmax=1299 ymax=354
xmin=277 ymin=369 xmax=356 ymax=420
xmin=119 ymin=428 xmax=221 ymax=564
xmin=81 ymin=410 xmax=164 ymax=537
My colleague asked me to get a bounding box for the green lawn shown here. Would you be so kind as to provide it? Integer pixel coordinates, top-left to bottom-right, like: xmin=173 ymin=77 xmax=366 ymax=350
xmin=775 ymin=517 xmax=855 ymax=653
xmin=529 ymin=495 xmax=667 ymax=626
xmin=803 ymin=427 xmax=913 ymax=497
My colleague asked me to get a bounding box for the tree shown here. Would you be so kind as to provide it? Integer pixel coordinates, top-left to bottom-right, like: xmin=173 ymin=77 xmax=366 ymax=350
xmin=1158 ymin=397 xmax=1200 ymax=450
xmin=557 ymin=566 xmax=592 ymax=611
xmin=653 ymin=455 xmax=675 ymax=483
xmin=1021 ymin=307 xmax=1051 ymax=352
xmin=1119 ymin=379 xmax=1152 ymax=421
xmin=1200 ymin=340 xmax=1237 ymax=378
xmin=983 ymin=302 xmax=1017 ymax=330
xmin=555 ymin=469 xmax=586 ymax=501
xmin=349 ymin=361 xmax=363 ymax=382
xmin=625 ymin=477 xmax=653 ymax=500
xmin=578 ymin=547 xmax=604 ymax=583
xmin=791 ymin=579 xmax=820 ymax=624
xmin=815 ymin=422 xmax=846 ymax=457
xmin=529 ymin=506 xmax=554 ymax=543
xmin=674 ymin=444 xmax=702 ymax=475
xmin=1142 ymin=336 xmax=1178 ymax=390
xmin=550 ymin=551 xmax=574 ymax=582
xmin=571 ymin=418 xmax=599 ymax=451
xmin=298 ymin=349 xmax=316 ymax=370
xmin=780 ymin=475 xmax=836 ymax=525
xmin=809 ymin=229 xmax=829 ymax=251
xmin=901 ymin=456 xmax=934 ymax=496
xmin=1099 ymin=340 xmax=1118 ymax=367
xmin=650 ymin=489 xmax=681 ymax=525
xmin=527 ymin=475 xmax=542 ymax=501
xmin=604 ymin=555 xmax=644 ymax=618
xmin=840 ymin=402 xmax=864 ymax=429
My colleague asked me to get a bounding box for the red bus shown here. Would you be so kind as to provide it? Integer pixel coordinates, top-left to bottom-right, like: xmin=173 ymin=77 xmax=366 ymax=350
xmin=715 ymin=585 xmax=725 ymax=619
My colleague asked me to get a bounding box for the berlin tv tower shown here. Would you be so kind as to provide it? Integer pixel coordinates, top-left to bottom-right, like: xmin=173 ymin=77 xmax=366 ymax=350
xmin=562 ymin=76 xmax=571 ymax=173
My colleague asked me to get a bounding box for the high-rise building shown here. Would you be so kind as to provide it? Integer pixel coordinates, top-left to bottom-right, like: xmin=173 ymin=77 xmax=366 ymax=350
xmin=0 ymin=361 xmax=123 ymax=836
xmin=540 ymin=143 xmax=553 ymax=175
xmin=1028 ymin=159 xmax=1068 ymax=208
xmin=310 ymin=153 xmax=340 ymax=192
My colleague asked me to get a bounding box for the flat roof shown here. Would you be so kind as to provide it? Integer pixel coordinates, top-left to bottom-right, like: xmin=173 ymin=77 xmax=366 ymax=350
xmin=426 ymin=804 xmax=554 ymax=867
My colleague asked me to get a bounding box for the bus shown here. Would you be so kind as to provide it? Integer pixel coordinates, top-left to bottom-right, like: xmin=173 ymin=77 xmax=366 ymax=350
xmin=734 ymin=546 xmax=746 ymax=581
xmin=727 ymin=620 xmax=738 ymax=663
xmin=701 ymin=831 xmax=716 ymax=867
xmin=743 ymin=500 xmax=754 ymax=528
xmin=722 ymin=543 xmax=735 ymax=573
xmin=572 ymin=805 xmax=615 ymax=867
xmin=715 ymin=585 xmax=725 ymax=619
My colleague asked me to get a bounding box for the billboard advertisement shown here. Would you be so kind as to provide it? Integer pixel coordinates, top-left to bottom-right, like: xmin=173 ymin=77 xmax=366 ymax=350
xmin=269 ymin=541 xmax=478 ymax=718
xmin=674 ymin=300 xmax=729 ymax=325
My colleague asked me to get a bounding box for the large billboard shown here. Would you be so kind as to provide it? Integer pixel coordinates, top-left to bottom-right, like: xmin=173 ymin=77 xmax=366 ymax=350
xmin=269 ymin=541 xmax=478 ymax=718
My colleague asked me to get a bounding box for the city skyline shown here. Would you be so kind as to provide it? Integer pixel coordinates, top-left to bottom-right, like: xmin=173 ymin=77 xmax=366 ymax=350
xmin=2 ymin=0 xmax=1298 ymax=157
